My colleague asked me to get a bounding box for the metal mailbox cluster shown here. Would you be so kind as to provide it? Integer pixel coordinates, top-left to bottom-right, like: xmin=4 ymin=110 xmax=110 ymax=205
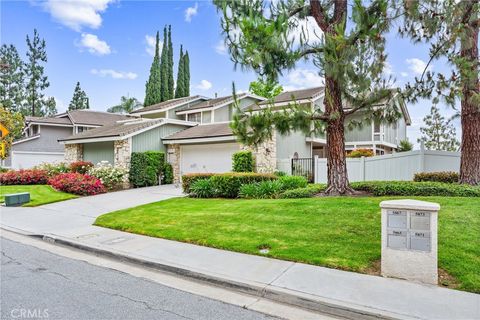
xmin=387 ymin=209 xmax=431 ymax=252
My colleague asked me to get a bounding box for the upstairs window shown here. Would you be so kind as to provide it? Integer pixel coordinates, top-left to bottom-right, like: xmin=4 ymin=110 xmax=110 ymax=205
xmin=187 ymin=112 xmax=201 ymax=123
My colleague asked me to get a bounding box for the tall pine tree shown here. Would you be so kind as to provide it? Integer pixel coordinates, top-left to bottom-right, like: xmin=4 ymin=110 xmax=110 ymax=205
xmin=167 ymin=25 xmax=174 ymax=100
xmin=69 ymin=82 xmax=89 ymax=110
xmin=183 ymin=50 xmax=190 ymax=96
xmin=144 ymin=31 xmax=162 ymax=106
xmin=0 ymin=44 xmax=25 ymax=113
xmin=418 ymin=105 xmax=460 ymax=152
xmin=175 ymin=45 xmax=185 ymax=98
xmin=160 ymin=26 xmax=169 ymax=102
xmin=23 ymin=29 xmax=50 ymax=116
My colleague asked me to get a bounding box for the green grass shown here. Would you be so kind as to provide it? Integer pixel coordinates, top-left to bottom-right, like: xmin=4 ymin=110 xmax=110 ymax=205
xmin=0 ymin=185 xmax=77 ymax=207
xmin=95 ymin=196 xmax=480 ymax=293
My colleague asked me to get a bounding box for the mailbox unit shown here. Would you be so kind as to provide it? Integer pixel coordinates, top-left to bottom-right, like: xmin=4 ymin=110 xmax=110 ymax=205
xmin=380 ymin=199 xmax=440 ymax=285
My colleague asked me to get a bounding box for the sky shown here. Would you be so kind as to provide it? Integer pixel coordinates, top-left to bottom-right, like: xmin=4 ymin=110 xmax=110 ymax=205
xmin=1 ymin=0 xmax=460 ymax=146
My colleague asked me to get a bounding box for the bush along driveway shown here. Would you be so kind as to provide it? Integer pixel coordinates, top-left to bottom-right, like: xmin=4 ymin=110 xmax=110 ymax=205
xmin=95 ymin=196 xmax=480 ymax=294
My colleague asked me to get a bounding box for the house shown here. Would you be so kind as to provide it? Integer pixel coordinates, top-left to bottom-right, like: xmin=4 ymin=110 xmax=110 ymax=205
xmin=3 ymin=110 xmax=130 ymax=169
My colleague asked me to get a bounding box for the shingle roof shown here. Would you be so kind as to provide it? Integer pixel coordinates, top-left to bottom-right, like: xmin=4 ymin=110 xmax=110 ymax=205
xmin=163 ymin=122 xmax=233 ymax=140
xmin=59 ymin=119 xmax=164 ymax=142
xmin=25 ymin=116 xmax=72 ymax=125
xmin=67 ymin=110 xmax=130 ymax=126
xmin=258 ymin=87 xmax=324 ymax=105
xmin=176 ymin=93 xmax=248 ymax=113
xmin=130 ymin=95 xmax=205 ymax=114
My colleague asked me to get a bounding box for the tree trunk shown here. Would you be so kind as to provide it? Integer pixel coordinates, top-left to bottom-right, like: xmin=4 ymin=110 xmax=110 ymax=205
xmin=324 ymin=76 xmax=354 ymax=195
xmin=459 ymin=10 xmax=480 ymax=185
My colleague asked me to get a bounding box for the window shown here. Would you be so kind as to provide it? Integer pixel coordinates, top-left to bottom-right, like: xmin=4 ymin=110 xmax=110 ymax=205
xmin=187 ymin=112 xmax=201 ymax=123
xmin=373 ymin=119 xmax=382 ymax=141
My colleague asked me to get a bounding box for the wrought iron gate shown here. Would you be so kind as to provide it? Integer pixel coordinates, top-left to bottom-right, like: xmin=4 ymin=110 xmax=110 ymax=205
xmin=291 ymin=157 xmax=315 ymax=182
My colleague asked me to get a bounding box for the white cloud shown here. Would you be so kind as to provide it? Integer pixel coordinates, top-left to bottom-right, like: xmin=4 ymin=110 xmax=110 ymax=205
xmin=145 ymin=34 xmax=162 ymax=57
xmin=41 ymin=0 xmax=115 ymax=31
xmin=283 ymin=69 xmax=324 ymax=90
xmin=91 ymin=69 xmax=137 ymax=80
xmin=288 ymin=16 xmax=324 ymax=47
xmin=401 ymin=72 xmax=409 ymax=77
xmin=214 ymin=40 xmax=227 ymax=55
xmin=185 ymin=2 xmax=198 ymax=22
xmin=195 ymin=80 xmax=212 ymax=90
xmin=77 ymin=33 xmax=111 ymax=55
xmin=406 ymin=58 xmax=432 ymax=75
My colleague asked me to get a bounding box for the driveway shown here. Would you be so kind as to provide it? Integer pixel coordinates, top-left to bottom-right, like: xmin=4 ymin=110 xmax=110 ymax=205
xmin=0 ymin=185 xmax=183 ymax=236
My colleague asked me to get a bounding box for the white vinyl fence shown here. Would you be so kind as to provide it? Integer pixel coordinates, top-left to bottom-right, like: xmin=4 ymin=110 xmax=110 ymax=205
xmin=313 ymin=149 xmax=460 ymax=183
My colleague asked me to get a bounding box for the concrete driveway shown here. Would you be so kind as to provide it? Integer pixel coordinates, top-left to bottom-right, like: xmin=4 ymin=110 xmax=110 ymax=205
xmin=0 ymin=184 xmax=183 ymax=236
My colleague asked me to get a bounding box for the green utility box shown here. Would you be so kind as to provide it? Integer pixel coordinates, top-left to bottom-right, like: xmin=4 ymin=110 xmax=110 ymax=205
xmin=4 ymin=192 xmax=30 ymax=206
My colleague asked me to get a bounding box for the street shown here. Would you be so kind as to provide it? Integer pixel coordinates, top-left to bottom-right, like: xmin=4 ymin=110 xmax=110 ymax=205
xmin=1 ymin=237 xmax=278 ymax=320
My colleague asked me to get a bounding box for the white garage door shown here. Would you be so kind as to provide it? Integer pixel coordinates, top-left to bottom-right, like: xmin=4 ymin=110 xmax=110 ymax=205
xmin=11 ymin=151 xmax=65 ymax=169
xmin=181 ymin=143 xmax=240 ymax=174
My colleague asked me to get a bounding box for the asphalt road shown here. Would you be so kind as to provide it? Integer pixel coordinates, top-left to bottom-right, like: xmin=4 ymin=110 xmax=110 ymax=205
xmin=1 ymin=237 xmax=279 ymax=320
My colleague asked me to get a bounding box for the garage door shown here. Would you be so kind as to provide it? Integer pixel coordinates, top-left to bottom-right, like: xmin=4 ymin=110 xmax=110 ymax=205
xmin=181 ymin=143 xmax=240 ymax=174
xmin=11 ymin=151 xmax=65 ymax=169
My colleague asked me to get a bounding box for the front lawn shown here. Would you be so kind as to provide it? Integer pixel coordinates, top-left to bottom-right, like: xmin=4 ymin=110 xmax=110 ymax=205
xmin=0 ymin=185 xmax=77 ymax=207
xmin=95 ymin=196 xmax=480 ymax=293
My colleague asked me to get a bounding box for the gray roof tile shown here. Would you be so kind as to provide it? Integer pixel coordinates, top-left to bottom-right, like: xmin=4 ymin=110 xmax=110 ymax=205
xmin=130 ymin=95 xmax=205 ymax=114
xmin=163 ymin=122 xmax=233 ymax=140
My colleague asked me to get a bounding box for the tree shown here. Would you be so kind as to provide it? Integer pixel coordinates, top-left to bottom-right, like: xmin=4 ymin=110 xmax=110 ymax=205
xmin=397 ymin=139 xmax=413 ymax=152
xmin=249 ymin=78 xmax=283 ymax=99
xmin=68 ymin=82 xmax=89 ymax=110
xmin=23 ymin=29 xmax=50 ymax=116
xmin=400 ymin=0 xmax=479 ymax=184
xmin=44 ymin=97 xmax=57 ymax=116
xmin=167 ymin=25 xmax=175 ymax=100
xmin=183 ymin=50 xmax=190 ymax=96
xmin=0 ymin=106 xmax=24 ymax=159
xmin=160 ymin=26 xmax=169 ymax=102
xmin=107 ymin=96 xmax=143 ymax=114
xmin=144 ymin=31 xmax=162 ymax=106
xmin=215 ymin=0 xmax=398 ymax=195
xmin=0 ymin=44 xmax=25 ymax=113
xmin=175 ymin=45 xmax=185 ymax=98
xmin=418 ymin=105 xmax=460 ymax=152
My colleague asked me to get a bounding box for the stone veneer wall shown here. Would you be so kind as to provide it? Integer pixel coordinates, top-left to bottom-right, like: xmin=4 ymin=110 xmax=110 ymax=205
xmin=167 ymin=144 xmax=181 ymax=184
xmin=114 ymin=138 xmax=131 ymax=188
xmin=242 ymin=134 xmax=277 ymax=173
xmin=64 ymin=144 xmax=83 ymax=163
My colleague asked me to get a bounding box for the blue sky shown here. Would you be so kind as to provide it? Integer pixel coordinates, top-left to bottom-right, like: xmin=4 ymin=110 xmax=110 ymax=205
xmin=1 ymin=0 xmax=460 ymax=145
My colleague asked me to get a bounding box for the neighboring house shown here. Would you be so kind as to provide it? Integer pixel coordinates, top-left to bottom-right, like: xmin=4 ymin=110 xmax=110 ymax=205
xmin=3 ymin=110 xmax=129 ymax=169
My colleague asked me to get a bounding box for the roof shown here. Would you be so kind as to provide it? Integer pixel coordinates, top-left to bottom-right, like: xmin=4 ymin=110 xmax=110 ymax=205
xmin=59 ymin=119 xmax=164 ymax=142
xmin=258 ymin=87 xmax=324 ymax=105
xmin=163 ymin=122 xmax=233 ymax=140
xmin=66 ymin=110 xmax=130 ymax=126
xmin=175 ymin=94 xmax=245 ymax=113
xmin=130 ymin=95 xmax=205 ymax=114
xmin=25 ymin=116 xmax=72 ymax=125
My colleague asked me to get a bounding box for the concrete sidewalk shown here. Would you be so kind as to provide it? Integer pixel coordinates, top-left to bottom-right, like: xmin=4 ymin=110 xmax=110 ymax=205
xmin=1 ymin=186 xmax=479 ymax=320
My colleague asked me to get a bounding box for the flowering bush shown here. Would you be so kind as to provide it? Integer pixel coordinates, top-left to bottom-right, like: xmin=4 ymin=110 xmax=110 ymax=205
xmin=0 ymin=169 xmax=48 ymax=185
xmin=34 ymin=162 xmax=70 ymax=177
xmin=87 ymin=161 xmax=127 ymax=190
xmin=347 ymin=148 xmax=374 ymax=158
xmin=69 ymin=161 xmax=94 ymax=174
xmin=48 ymin=173 xmax=106 ymax=196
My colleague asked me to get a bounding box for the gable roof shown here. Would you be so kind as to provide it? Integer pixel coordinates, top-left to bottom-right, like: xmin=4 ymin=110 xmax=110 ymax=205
xmin=25 ymin=116 xmax=72 ymax=126
xmin=66 ymin=110 xmax=130 ymax=126
xmin=163 ymin=122 xmax=233 ymax=141
xmin=130 ymin=95 xmax=207 ymax=114
xmin=176 ymin=93 xmax=265 ymax=114
xmin=258 ymin=87 xmax=324 ymax=105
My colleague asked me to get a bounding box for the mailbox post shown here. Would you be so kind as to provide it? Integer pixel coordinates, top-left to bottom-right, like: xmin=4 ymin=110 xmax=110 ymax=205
xmin=380 ymin=199 xmax=440 ymax=285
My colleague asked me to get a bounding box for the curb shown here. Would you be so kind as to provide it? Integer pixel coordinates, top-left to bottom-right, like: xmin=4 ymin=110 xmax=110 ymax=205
xmin=1 ymin=226 xmax=405 ymax=320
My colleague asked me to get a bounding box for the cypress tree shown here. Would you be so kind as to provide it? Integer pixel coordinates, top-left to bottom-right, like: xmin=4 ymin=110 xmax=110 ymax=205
xmin=167 ymin=25 xmax=174 ymax=100
xmin=69 ymin=81 xmax=89 ymax=110
xmin=160 ymin=26 xmax=168 ymax=102
xmin=183 ymin=50 xmax=190 ymax=96
xmin=144 ymin=31 xmax=161 ymax=106
xmin=175 ymin=45 xmax=185 ymax=98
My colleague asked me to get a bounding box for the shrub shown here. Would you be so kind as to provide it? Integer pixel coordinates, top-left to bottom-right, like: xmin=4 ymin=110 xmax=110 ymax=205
xmin=87 ymin=162 xmax=127 ymax=190
xmin=279 ymin=175 xmax=308 ymax=190
xmin=0 ymin=169 xmax=48 ymax=185
xmin=162 ymin=163 xmax=174 ymax=184
xmin=48 ymin=173 xmax=106 ymax=196
xmin=35 ymin=162 xmax=70 ymax=177
xmin=239 ymin=180 xmax=283 ymax=199
xmin=398 ymin=139 xmax=413 ymax=152
xmin=351 ymin=181 xmax=480 ymax=197
xmin=274 ymin=171 xmax=287 ymax=177
xmin=129 ymin=152 xmax=166 ymax=187
xmin=182 ymin=173 xmax=215 ymax=194
xmin=145 ymin=151 xmax=165 ymax=173
xmin=190 ymin=179 xmax=216 ymax=198
xmin=347 ymin=149 xmax=374 ymax=158
xmin=232 ymin=151 xmax=254 ymax=172
xmin=238 ymin=183 xmax=260 ymax=199
xmin=279 ymin=184 xmax=327 ymax=199
xmin=210 ymin=173 xmax=277 ymax=198
xmin=0 ymin=167 xmax=9 ymax=173
xmin=69 ymin=161 xmax=94 ymax=174
xmin=413 ymin=171 xmax=459 ymax=184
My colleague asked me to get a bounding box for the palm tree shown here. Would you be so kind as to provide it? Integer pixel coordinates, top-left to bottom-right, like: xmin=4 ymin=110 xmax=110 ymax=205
xmin=107 ymin=96 xmax=143 ymax=114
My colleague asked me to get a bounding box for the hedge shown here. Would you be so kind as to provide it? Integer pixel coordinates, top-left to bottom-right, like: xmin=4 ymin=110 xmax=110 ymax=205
xmin=232 ymin=151 xmax=254 ymax=172
xmin=182 ymin=173 xmax=215 ymax=194
xmin=278 ymin=184 xmax=327 ymax=199
xmin=0 ymin=169 xmax=48 ymax=185
xmin=351 ymin=181 xmax=480 ymax=197
xmin=129 ymin=151 xmax=166 ymax=187
xmin=48 ymin=173 xmax=106 ymax=196
xmin=413 ymin=171 xmax=459 ymax=184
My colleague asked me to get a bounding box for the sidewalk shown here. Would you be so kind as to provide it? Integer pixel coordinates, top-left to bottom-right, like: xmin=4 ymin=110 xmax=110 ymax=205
xmin=1 ymin=186 xmax=479 ymax=320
